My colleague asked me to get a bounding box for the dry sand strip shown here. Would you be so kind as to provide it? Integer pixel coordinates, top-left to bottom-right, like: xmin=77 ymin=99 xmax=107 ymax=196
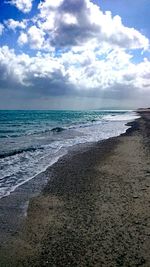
xmin=0 ymin=111 xmax=150 ymax=267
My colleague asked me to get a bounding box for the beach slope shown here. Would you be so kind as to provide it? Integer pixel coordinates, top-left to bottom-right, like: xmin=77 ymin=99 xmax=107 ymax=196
xmin=0 ymin=110 xmax=150 ymax=267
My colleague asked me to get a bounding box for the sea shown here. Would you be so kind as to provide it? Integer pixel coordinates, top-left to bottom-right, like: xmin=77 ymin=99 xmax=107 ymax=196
xmin=0 ymin=110 xmax=139 ymax=198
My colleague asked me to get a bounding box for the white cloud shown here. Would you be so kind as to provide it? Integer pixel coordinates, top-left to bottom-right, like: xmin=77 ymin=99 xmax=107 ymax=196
xmin=0 ymin=0 xmax=150 ymax=107
xmin=63 ymin=13 xmax=78 ymax=25
xmin=8 ymin=0 xmax=33 ymax=13
xmin=0 ymin=46 xmax=67 ymax=90
xmin=18 ymin=32 xmax=28 ymax=46
xmin=37 ymin=12 xmax=55 ymax=31
xmin=38 ymin=0 xmax=63 ymax=17
xmin=18 ymin=26 xmax=46 ymax=49
xmin=5 ymin=19 xmax=27 ymax=31
xmin=0 ymin=23 xmax=4 ymax=35
xmin=0 ymin=45 xmax=150 ymax=100
xmin=12 ymin=0 xmax=149 ymax=51
xmin=27 ymin=26 xmax=45 ymax=49
xmin=31 ymin=0 xmax=149 ymax=51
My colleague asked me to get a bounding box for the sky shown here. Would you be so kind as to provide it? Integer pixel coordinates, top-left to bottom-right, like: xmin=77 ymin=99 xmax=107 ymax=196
xmin=0 ymin=0 xmax=150 ymax=110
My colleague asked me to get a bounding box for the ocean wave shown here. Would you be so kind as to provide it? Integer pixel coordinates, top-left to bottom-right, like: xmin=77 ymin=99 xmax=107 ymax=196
xmin=50 ymin=127 xmax=65 ymax=133
xmin=103 ymin=112 xmax=139 ymax=121
xmin=0 ymin=127 xmax=66 ymax=138
xmin=69 ymin=120 xmax=103 ymax=130
xmin=0 ymin=130 xmax=15 ymax=133
xmin=0 ymin=146 xmax=44 ymax=159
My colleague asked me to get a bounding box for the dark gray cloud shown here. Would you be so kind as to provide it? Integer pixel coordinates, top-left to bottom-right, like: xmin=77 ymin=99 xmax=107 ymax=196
xmin=25 ymin=72 xmax=75 ymax=96
xmin=0 ymin=45 xmax=150 ymax=106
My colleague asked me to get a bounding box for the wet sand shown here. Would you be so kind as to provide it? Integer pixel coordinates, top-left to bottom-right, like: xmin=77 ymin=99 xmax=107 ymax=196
xmin=0 ymin=110 xmax=150 ymax=266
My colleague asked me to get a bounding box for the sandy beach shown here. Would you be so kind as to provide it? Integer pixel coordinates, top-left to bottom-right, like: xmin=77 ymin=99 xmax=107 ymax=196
xmin=0 ymin=110 xmax=150 ymax=267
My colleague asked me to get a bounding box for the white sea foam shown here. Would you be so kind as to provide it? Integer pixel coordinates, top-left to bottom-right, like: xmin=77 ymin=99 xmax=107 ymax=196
xmin=103 ymin=111 xmax=140 ymax=121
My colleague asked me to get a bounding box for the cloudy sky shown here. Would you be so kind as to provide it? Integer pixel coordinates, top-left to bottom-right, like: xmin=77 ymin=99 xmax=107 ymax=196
xmin=0 ymin=0 xmax=150 ymax=109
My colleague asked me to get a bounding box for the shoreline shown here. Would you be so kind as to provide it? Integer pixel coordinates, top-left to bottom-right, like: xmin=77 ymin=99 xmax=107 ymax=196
xmin=0 ymin=110 xmax=150 ymax=266
xmin=0 ymin=111 xmax=136 ymax=199
xmin=0 ymin=111 xmax=137 ymax=200
xmin=0 ymin=114 xmax=136 ymax=228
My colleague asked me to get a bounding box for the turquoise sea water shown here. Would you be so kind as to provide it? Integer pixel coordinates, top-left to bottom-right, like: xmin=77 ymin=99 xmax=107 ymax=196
xmin=0 ymin=110 xmax=138 ymax=198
